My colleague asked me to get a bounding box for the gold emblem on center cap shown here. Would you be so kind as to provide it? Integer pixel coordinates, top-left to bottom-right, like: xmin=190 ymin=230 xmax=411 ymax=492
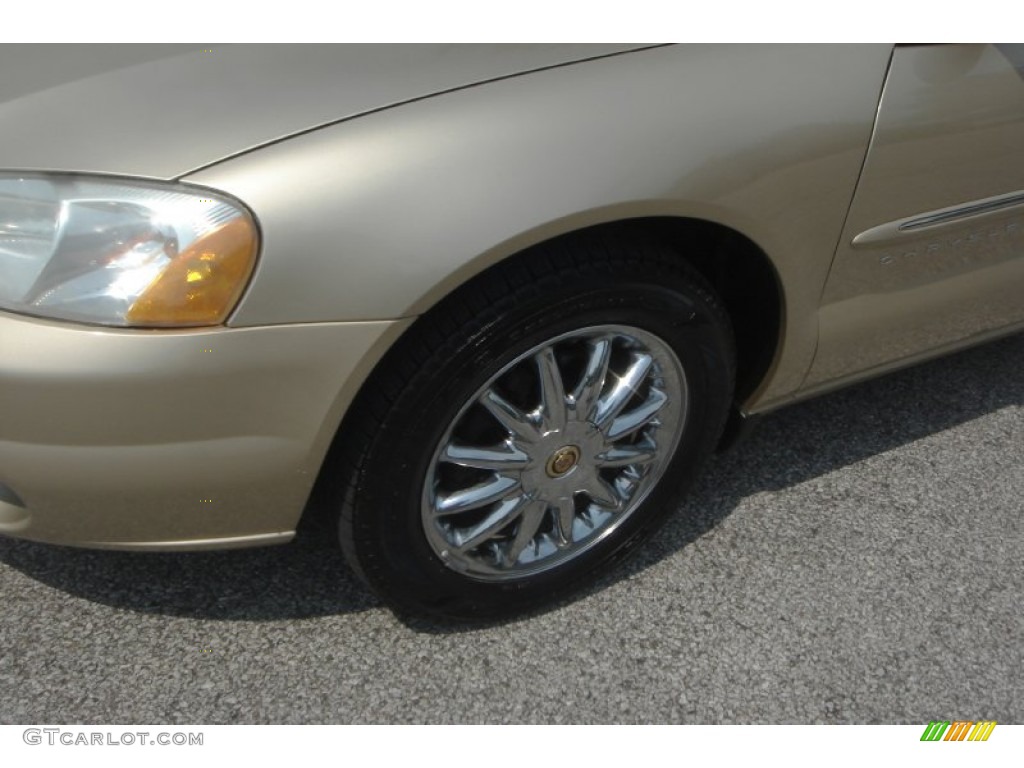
xmin=546 ymin=445 xmax=581 ymax=477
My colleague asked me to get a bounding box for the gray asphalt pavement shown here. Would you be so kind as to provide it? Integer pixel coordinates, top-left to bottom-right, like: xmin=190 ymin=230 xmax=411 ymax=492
xmin=1 ymin=333 xmax=1021 ymax=724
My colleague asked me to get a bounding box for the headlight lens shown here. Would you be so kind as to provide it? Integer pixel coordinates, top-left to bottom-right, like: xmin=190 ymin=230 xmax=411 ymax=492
xmin=0 ymin=174 xmax=258 ymax=327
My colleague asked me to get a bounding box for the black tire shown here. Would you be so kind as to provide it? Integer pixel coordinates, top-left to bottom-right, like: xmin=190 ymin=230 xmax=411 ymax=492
xmin=333 ymin=235 xmax=735 ymax=620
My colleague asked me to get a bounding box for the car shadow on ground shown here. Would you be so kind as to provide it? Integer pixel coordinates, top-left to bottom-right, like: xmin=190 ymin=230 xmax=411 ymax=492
xmin=1 ymin=332 xmax=1021 ymax=625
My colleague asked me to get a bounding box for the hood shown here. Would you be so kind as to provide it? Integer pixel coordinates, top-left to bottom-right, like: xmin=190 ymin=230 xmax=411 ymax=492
xmin=0 ymin=44 xmax=644 ymax=179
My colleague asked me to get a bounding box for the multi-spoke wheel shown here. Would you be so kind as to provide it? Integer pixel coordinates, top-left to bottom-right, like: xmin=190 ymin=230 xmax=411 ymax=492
xmin=335 ymin=238 xmax=735 ymax=619
xmin=422 ymin=326 xmax=687 ymax=580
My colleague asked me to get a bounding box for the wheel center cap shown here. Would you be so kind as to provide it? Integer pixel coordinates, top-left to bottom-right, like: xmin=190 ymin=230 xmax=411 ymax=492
xmin=546 ymin=445 xmax=581 ymax=477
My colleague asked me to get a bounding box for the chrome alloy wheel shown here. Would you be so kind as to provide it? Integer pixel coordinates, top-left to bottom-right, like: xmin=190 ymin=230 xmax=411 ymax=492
xmin=421 ymin=325 xmax=689 ymax=581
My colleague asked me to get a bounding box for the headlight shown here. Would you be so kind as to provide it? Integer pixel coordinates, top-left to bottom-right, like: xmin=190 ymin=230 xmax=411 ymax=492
xmin=0 ymin=174 xmax=258 ymax=327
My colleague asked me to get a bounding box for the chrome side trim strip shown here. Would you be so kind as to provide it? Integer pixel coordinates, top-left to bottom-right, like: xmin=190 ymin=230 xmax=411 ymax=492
xmin=901 ymin=191 xmax=1024 ymax=231
xmin=852 ymin=190 xmax=1024 ymax=247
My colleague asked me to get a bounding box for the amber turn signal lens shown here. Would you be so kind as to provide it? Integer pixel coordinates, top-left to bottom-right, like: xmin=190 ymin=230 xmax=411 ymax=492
xmin=126 ymin=218 xmax=258 ymax=327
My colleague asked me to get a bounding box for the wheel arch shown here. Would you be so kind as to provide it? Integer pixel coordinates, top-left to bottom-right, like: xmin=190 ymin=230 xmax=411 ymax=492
xmin=401 ymin=213 xmax=784 ymax=409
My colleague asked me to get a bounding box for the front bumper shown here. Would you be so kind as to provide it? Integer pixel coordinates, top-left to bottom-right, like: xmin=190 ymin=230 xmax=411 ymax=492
xmin=0 ymin=311 xmax=410 ymax=549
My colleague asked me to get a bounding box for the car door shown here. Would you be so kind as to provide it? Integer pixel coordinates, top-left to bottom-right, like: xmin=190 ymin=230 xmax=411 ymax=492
xmin=806 ymin=44 xmax=1024 ymax=388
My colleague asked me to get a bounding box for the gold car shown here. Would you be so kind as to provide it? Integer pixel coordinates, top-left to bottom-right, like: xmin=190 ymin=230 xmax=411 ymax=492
xmin=1 ymin=44 xmax=1022 ymax=618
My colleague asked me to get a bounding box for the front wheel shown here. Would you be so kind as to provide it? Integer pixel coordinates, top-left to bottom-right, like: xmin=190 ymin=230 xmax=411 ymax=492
xmin=335 ymin=238 xmax=735 ymax=619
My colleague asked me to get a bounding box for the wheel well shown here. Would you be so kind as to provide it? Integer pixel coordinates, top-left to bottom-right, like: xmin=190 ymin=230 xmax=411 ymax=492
xmin=493 ymin=217 xmax=783 ymax=405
